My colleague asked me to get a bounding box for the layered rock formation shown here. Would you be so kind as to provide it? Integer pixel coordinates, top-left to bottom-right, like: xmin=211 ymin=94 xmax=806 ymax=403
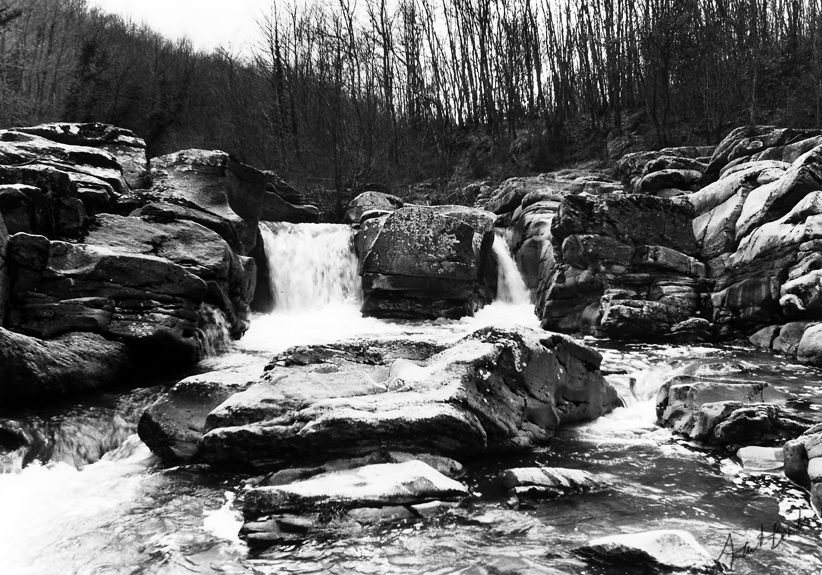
xmin=141 ymin=327 xmax=619 ymax=469
xmin=357 ymin=205 xmax=497 ymax=319
xmin=0 ymin=123 xmax=320 ymax=402
xmin=537 ymin=194 xmax=709 ymax=341
xmin=140 ymin=325 xmax=619 ymax=547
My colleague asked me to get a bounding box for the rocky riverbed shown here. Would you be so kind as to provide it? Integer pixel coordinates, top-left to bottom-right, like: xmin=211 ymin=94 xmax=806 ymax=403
xmin=4 ymin=122 xmax=822 ymax=573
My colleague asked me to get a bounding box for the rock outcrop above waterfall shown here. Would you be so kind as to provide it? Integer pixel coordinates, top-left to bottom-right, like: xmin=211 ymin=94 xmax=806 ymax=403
xmin=260 ymin=171 xmax=319 ymax=223
xmin=615 ymin=145 xmax=713 ymax=195
xmin=356 ymin=205 xmax=497 ymax=319
xmin=344 ymin=191 xmax=403 ymax=225
xmin=478 ymin=171 xmax=622 ymax=294
xmin=0 ymin=326 xmax=130 ymax=405
xmin=141 ymin=327 xmax=618 ymax=470
xmin=147 ymin=149 xmax=266 ymax=255
xmin=0 ymin=123 xmax=269 ymax=396
xmin=536 ymin=194 xmax=709 ymax=341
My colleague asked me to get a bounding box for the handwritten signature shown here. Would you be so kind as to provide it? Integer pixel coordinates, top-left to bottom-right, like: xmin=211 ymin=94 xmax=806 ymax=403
xmin=716 ymin=512 xmax=815 ymax=571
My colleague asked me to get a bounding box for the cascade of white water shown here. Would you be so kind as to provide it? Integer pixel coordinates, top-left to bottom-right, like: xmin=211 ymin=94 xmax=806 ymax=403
xmin=492 ymin=229 xmax=531 ymax=305
xmin=260 ymin=222 xmax=362 ymax=311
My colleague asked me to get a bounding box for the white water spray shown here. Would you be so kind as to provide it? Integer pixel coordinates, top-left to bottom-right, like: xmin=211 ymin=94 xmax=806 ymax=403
xmin=492 ymin=229 xmax=531 ymax=305
xmin=261 ymin=222 xmax=361 ymax=311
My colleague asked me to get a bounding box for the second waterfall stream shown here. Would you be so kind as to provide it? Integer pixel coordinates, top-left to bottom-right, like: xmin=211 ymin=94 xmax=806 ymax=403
xmin=240 ymin=222 xmax=540 ymax=354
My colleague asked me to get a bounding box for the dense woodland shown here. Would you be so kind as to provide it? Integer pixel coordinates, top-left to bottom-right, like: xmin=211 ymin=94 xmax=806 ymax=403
xmin=2 ymin=0 xmax=822 ymax=214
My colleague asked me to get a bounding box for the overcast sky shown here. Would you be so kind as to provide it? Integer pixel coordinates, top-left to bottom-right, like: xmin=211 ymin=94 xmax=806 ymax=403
xmin=86 ymin=0 xmax=274 ymax=54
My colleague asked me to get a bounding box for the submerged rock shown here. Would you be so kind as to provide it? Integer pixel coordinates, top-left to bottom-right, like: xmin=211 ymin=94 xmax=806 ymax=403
xmin=737 ymin=445 xmax=784 ymax=472
xmin=575 ymin=529 xmax=718 ymax=573
xmin=240 ymin=460 xmax=467 ymax=548
xmin=501 ymin=466 xmax=605 ymax=503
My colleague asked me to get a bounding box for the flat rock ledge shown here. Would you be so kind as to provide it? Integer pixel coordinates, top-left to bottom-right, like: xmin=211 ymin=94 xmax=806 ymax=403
xmin=192 ymin=326 xmax=619 ymax=470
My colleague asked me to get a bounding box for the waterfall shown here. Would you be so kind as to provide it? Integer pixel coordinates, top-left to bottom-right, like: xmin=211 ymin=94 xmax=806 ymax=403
xmin=260 ymin=222 xmax=362 ymax=311
xmin=492 ymin=229 xmax=531 ymax=305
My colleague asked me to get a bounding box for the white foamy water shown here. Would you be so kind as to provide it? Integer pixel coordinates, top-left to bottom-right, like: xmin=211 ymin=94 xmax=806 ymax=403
xmin=261 ymin=222 xmax=361 ymax=311
xmin=493 ymin=229 xmax=531 ymax=305
xmin=239 ymin=222 xmax=539 ymax=355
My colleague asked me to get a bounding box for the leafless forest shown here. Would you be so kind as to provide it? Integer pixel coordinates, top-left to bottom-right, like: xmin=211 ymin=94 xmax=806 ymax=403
xmin=2 ymin=0 xmax=822 ymax=210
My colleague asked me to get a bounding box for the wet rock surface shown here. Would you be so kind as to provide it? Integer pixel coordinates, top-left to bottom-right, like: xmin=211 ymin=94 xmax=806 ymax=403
xmin=655 ymin=362 xmax=814 ymax=446
xmin=0 ymin=327 xmax=130 ymax=405
xmin=357 ymin=205 xmax=497 ymax=319
xmin=196 ymin=327 xmax=619 ymax=470
xmin=536 ymin=193 xmax=708 ymax=340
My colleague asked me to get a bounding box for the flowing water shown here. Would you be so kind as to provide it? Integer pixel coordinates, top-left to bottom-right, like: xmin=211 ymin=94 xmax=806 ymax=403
xmin=2 ymin=223 xmax=822 ymax=574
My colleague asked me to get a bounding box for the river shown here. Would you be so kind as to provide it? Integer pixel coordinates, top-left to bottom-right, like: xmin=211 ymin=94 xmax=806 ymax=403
xmin=1 ymin=223 xmax=821 ymax=574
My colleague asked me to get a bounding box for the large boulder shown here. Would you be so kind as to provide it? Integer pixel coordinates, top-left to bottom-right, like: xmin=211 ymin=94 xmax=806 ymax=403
xmin=12 ymin=122 xmax=149 ymax=190
xmin=537 ymin=194 xmax=708 ymax=340
xmin=138 ymin=366 xmax=259 ymax=463
xmin=5 ymin=232 xmax=211 ymax=366
xmin=149 ymin=150 xmax=266 ymax=255
xmin=0 ymin=327 xmax=130 ymax=406
xmin=85 ymin=214 xmax=255 ymax=338
xmin=190 ymin=327 xmax=619 ymax=470
xmin=615 ymin=146 xmax=713 ymax=192
xmin=343 ymin=191 xmax=403 ymax=225
xmin=358 ymin=205 xmax=497 ymax=319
